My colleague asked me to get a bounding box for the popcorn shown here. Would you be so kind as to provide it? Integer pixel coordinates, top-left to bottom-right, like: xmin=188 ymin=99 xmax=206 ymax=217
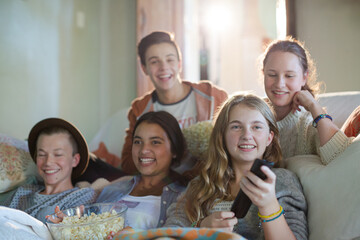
xmin=182 ymin=121 xmax=213 ymax=161
xmin=49 ymin=210 xmax=125 ymax=240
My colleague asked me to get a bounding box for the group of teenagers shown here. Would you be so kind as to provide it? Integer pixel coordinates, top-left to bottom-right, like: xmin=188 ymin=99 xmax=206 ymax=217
xmin=1 ymin=31 xmax=356 ymax=240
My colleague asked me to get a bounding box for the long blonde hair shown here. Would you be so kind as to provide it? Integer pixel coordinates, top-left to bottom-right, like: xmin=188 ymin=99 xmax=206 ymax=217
xmin=184 ymin=93 xmax=282 ymax=223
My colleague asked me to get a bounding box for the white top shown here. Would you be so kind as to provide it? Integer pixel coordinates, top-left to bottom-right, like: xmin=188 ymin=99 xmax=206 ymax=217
xmin=154 ymin=90 xmax=197 ymax=129
xmin=119 ymin=194 xmax=161 ymax=230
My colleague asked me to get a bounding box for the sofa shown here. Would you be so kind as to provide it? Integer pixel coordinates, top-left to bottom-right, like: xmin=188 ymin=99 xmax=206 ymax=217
xmin=0 ymin=91 xmax=359 ymax=240
xmin=284 ymin=91 xmax=360 ymax=240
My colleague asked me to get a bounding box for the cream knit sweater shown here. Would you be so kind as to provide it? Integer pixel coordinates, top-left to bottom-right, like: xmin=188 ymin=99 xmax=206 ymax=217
xmin=277 ymin=107 xmax=352 ymax=165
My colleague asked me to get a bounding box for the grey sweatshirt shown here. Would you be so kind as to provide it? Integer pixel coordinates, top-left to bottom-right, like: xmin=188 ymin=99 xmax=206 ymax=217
xmin=164 ymin=168 xmax=308 ymax=240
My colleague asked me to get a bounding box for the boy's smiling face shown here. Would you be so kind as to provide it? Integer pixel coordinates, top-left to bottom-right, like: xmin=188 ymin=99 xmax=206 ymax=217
xmin=141 ymin=42 xmax=182 ymax=93
xmin=36 ymin=132 xmax=80 ymax=190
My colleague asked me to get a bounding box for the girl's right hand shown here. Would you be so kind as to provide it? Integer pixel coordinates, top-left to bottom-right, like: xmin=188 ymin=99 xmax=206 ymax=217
xmin=46 ymin=205 xmax=85 ymax=223
xmin=200 ymin=211 xmax=237 ymax=232
xmin=46 ymin=206 xmax=66 ymax=223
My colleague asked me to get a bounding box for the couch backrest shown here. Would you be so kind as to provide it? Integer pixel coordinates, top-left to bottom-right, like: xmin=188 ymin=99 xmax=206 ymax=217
xmin=89 ymin=108 xmax=129 ymax=158
xmin=317 ymin=91 xmax=360 ymax=128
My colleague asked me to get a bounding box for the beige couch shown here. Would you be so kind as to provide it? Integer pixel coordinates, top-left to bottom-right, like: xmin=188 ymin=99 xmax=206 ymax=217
xmin=317 ymin=91 xmax=360 ymax=128
xmin=286 ymin=91 xmax=360 ymax=240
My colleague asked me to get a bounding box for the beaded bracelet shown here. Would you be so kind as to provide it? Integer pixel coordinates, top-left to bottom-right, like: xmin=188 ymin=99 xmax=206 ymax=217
xmin=191 ymin=219 xmax=202 ymax=227
xmin=258 ymin=205 xmax=283 ymax=219
xmin=312 ymin=114 xmax=333 ymax=128
xmin=260 ymin=209 xmax=284 ymax=223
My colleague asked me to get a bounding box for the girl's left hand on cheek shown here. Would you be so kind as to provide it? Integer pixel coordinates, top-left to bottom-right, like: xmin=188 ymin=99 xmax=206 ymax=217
xmin=240 ymin=166 xmax=277 ymax=209
xmin=292 ymin=90 xmax=317 ymax=113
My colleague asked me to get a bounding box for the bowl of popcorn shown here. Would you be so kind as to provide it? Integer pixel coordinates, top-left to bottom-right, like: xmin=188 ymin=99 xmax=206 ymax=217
xmin=46 ymin=203 xmax=127 ymax=240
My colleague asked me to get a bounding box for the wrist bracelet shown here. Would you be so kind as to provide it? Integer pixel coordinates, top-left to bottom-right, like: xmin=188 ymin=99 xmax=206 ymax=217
xmin=258 ymin=205 xmax=283 ymax=219
xmin=260 ymin=209 xmax=284 ymax=223
xmin=312 ymin=114 xmax=332 ymax=128
xmin=191 ymin=219 xmax=202 ymax=227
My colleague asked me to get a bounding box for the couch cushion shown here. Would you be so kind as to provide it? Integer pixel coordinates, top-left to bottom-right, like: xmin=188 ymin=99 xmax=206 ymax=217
xmin=286 ymin=137 xmax=360 ymax=240
xmin=89 ymin=108 xmax=129 ymax=159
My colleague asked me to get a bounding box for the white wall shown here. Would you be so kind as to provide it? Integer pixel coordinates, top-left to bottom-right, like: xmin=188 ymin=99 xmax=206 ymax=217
xmin=0 ymin=0 xmax=136 ymax=142
xmin=296 ymin=0 xmax=360 ymax=93
xmin=1 ymin=0 xmax=359 ymax=144
xmin=0 ymin=1 xmax=62 ymax=140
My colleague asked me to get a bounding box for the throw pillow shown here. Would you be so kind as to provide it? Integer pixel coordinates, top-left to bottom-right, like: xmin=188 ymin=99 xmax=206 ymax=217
xmin=182 ymin=121 xmax=213 ymax=163
xmin=113 ymin=227 xmax=246 ymax=240
xmin=180 ymin=121 xmax=213 ymax=179
xmin=286 ymin=138 xmax=360 ymax=240
xmin=0 ymin=134 xmax=38 ymax=193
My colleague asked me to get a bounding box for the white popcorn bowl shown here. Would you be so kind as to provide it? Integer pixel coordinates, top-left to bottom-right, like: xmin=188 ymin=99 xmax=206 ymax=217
xmin=46 ymin=203 xmax=127 ymax=240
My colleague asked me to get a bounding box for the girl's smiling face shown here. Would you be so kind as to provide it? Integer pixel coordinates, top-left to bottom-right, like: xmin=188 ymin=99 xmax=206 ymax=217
xmin=264 ymin=51 xmax=307 ymax=115
xmin=132 ymin=122 xmax=173 ymax=178
xmin=225 ymin=104 xmax=274 ymax=165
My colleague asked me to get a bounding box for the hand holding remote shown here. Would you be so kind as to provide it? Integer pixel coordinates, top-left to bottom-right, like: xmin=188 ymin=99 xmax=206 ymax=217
xmin=230 ymin=159 xmax=274 ymax=218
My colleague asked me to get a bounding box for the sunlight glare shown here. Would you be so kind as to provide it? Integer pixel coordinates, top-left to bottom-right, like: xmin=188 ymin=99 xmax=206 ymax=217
xmin=276 ymin=0 xmax=287 ymax=39
xmin=203 ymin=4 xmax=232 ymax=33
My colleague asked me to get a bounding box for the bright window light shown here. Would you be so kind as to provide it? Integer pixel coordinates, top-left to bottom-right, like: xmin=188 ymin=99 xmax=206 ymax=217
xmin=276 ymin=0 xmax=287 ymax=39
xmin=203 ymin=4 xmax=233 ymax=33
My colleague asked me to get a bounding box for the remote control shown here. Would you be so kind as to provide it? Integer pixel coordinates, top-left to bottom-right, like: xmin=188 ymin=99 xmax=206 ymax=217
xmin=230 ymin=159 xmax=274 ymax=218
